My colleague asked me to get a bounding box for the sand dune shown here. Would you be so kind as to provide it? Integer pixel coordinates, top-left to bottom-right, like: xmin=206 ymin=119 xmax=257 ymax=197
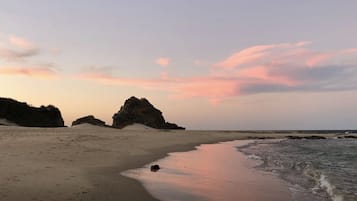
xmin=121 ymin=123 xmax=156 ymax=131
xmin=71 ymin=123 xmax=156 ymax=131
xmin=70 ymin=123 xmax=103 ymax=129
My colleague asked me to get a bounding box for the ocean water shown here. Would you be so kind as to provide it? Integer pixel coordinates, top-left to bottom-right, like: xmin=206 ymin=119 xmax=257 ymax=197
xmin=123 ymin=138 xmax=357 ymax=201
xmin=240 ymin=138 xmax=357 ymax=201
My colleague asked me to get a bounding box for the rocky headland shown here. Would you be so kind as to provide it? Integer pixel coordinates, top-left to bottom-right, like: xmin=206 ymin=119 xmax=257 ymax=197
xmin=112 ymin=96 xmax=185 ymax=129
xmin=0 ymin=97 xmax=64 ymax=127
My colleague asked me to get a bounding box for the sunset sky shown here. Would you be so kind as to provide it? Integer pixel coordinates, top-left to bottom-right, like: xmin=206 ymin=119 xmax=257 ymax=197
xmin=1 ymin=1 xmax=357 ymax=129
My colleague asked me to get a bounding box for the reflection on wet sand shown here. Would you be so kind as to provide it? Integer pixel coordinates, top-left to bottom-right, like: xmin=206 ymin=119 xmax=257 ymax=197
xmin=123 ymin=140 xmax=292 ymax=201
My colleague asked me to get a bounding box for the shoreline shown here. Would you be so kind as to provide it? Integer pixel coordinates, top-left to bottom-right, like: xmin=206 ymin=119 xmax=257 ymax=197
xmin=122 ymin=140 xmax=293 ymax=201
xmin=0 ymin=125 xmax=342 ymax=201
xmin=84 ymin=136 xmax=256 ymax=201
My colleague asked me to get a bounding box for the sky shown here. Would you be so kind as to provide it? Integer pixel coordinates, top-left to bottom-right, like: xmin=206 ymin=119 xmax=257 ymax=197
xmin=1 ymin=0 xmax=357 ymax=129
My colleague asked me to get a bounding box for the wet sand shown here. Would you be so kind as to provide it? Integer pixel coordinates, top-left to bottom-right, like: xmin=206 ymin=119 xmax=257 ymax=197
xmin=0 ymin=124 xmax=333 ymax=201
xmin=123 ymin=140 xmax=292 ymax=201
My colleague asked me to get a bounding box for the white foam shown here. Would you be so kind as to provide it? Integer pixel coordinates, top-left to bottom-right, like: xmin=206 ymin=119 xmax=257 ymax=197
xmin=319 ymin=174 xmax=344 ymax=201
xmin=247 ymin=154 xmax=262 ymax=160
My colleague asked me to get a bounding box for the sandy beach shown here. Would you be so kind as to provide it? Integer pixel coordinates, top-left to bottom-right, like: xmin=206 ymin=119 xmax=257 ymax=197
xmin=0 ymin=124 xmax=334 ymax=201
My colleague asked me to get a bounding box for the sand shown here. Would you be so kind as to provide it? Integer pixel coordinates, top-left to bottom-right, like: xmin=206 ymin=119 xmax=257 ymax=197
xmin=121 ymin=123 xmax=156 ymax=131
xmin=0 ymin=124 xmax=333 ymax=201
xmin=0 ymin=119 xmax=18 ymax=126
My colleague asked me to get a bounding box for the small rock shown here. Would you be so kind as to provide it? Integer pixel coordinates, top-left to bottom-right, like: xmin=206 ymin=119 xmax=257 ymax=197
xmin=150 ymin=164 xmax=160 ymax=172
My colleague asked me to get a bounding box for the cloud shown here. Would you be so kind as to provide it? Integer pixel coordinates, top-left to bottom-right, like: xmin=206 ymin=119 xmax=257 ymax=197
xmin=156 ymin=57 xmax=170 ymax=67
xmin=83 ymin=65 xmax=116 ymax=74
xmin=77 ymin=72 xmax=239 ymax=103
xmin=0 ymin=65 xmax=58 ymax=79
xmin=305 ymin=53 xmax=334 ymax=67
xmin=215 ymin=44 xmax=275 ymax=68
xmin=9 ymin=36 xmax=36 ymax=49
xmin=76 ymin=42 xmax=357 ymax=104
xmin=214 ymin=41 xmax=312 ymax=69
xmin=0 ymin=35 xmax=39 ymax=61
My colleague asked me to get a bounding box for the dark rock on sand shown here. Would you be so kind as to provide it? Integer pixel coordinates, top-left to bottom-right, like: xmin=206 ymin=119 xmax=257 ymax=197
xmin=150 ymin=164 xmax=160 ymax=172
xmin=286 ymin=136 xmax=304 ymax=139
xmin=338 ymin=135 xmax=357 ymax=139
xmin=72 ymin=115 xmax=106 ymax=127
xmin=0 ymin=97 xmax=64 ymax=127
xmin=112 ymin=96 xmax=185 ymax=129
xmin=286 ymin=135 xmax=326 ymax=140
xmin=344 ymin=135 xmax=357 ymax=139
xmin=306 ymin=136 xmax=327 ymax=139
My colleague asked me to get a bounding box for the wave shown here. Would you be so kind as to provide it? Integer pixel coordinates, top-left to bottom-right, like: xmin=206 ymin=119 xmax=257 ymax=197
xmin=302 ymin=158 xmax=345 ymax=201
xmin=318 ymin=174 xmax=344 ymax=201
xmin=247 ymin=154 xmax=262 ymax=160
xmin=239 ymin=139 xmax=356 ymax=201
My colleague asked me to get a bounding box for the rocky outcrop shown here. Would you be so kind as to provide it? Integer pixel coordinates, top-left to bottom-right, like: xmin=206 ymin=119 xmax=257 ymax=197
xmin=337 ymin=135 xmax=357 ymax=139
xmin=0 ymin=97 xmax=64 ymax=127
xmin=112 ymin=96 xmax=185 ymax=129
xmin=286 ymin=135 xmax=327 ymax=140
xmin=72 ymin=115 xmax=106 ymax=127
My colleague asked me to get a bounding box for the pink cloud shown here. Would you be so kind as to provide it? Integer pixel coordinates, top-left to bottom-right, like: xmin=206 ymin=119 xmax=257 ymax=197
xmin=305 ymin=53 xmax=334 ymax=67
xmin=9 ymin=36 xmax=36 ymax=50
xmin=173 ymin=77 xmax=239 ymax=104
xmin=215 ymin=45 xmax=274 ymax=68
xmin=237 ymin=66 xmax=300 ymax=86
xmin=0 ymin=66 xmax=58 ymax=79
xmin=295 ymin=41 xmax=312 ymax=47
xmin=340 ymin=48 xmax=357 ymax=54
xmin=156 ymin=57 xmax=170 ymax=67
xmin=215 ymin=42 xmax=315 ymax=69
xmin=0 ymin=35 xmax=39 ymax=61
xmin=76 ymin=72 xmax=168 ymax=88
xmin=305 ymin=48 xmax=357 ymax=67
xmin=76 ymin=42 xmax=357 ymax=104
xmin=77 ymin=72 xmax=239 ymax=101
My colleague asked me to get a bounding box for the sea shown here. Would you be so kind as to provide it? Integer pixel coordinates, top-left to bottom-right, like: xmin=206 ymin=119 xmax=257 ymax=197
xmin=123 ymin=138 xmax=357 ymax=201
xmin=240 ymin=138 xmax=357 ymax=201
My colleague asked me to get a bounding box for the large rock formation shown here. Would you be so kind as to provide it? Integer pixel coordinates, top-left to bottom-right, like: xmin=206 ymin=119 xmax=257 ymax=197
xmin=112 ymin=96 xmax=185 ymax=129
xmin=72 ymin=115 xmax=106 ymax=127
xmin=0 ymin=97 xmax=64 ymax=127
